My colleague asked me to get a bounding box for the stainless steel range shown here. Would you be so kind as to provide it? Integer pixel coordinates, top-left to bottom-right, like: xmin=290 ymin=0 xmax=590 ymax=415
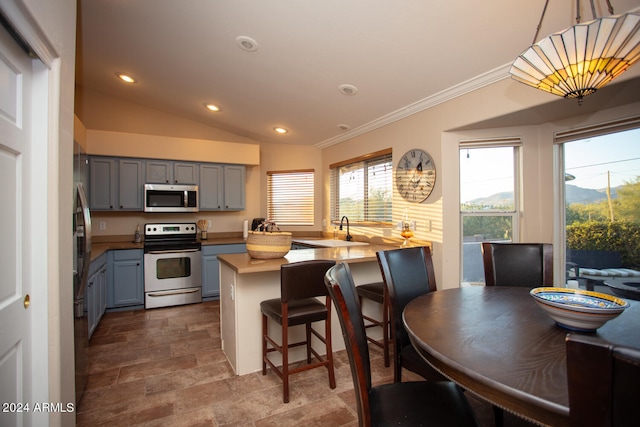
xmin=144 ymin=223 xmax=202 ymax=309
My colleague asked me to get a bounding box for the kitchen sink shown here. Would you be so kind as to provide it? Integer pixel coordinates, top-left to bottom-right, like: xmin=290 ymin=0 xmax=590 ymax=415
xmin=293 ymin=239 xmax=370 ymax=248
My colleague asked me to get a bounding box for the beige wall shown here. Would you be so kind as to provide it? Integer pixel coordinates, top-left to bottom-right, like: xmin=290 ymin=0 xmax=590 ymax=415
xmin=74 ymin=35 xmax=640 ymax=288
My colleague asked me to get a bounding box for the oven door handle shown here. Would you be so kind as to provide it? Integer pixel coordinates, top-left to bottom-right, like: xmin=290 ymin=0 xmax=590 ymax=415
xmin=147 ymin=288 xmax=201 ymax=297
xmin=146 ymin=249 xmax=201 ymax=254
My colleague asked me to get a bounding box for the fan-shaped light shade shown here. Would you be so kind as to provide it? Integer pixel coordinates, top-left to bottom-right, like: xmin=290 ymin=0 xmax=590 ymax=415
xmin=510 ymin=12 xmax=640 ymax=102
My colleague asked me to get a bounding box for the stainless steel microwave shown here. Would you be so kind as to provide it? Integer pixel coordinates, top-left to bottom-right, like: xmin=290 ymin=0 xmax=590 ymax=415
xmin=144 ymin=184 xmax=199 ymax=212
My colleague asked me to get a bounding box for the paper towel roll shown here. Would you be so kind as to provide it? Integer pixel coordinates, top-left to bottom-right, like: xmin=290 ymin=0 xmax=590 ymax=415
xmin=243 ymin=219 xmax=249 ymax=240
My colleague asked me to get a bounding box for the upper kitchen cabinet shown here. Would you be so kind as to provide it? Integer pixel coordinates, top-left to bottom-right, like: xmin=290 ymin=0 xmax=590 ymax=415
xmin=118 ymin=159 xmax=144 ymax=210
xmin=200 ymin=164 xmax=246 ymax=211
xmin=224 ymin=165 xmax=246 ymax=210
xmin=89 ymin=157 xmax=115 ymax=210
xmin=146 ymin=160 xmax=199 ymax=185
xmin=89 ymin=157 xmax=143 ymax=211
xmin=199 ymin=164 xmax=223 ymax=210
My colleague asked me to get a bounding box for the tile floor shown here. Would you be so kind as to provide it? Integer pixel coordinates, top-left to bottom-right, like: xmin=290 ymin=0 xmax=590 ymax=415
xmin=76 ymin=300 xmax=534 ymax=426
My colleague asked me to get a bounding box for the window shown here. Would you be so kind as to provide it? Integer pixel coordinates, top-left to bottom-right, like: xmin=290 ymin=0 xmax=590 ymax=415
xmin=459 ymin=140 xmax=521 ymax=285
xmin=267 ymin=169 xmax=314 ymax=225
xmin=330 ymin=149 xmax=392 ymax=224
xmin=557 ymin=119 xmax=640 ymax=284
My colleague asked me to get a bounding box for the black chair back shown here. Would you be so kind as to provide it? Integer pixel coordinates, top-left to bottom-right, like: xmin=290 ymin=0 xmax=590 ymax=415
xmin=377 ymin=246 xmax=436 ymax=359
xmin=567 ymin=334 xmax=640 ymax=426
xmin=281 ymin=260 xmax=335 ymax=302
xmin=482 ymin=242 xmax=553 ymax=287
xmin=324 ymin=263 xmax=372 ymax=424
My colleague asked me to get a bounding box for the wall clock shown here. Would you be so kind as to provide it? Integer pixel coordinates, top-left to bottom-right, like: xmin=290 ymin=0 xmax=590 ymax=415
xmin=395 ymin=148 xmax=436 ymax=202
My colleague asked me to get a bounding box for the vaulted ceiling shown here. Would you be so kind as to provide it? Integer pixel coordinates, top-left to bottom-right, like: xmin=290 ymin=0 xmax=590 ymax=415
xmin=75 ymin=1 xmax=640 ymax=146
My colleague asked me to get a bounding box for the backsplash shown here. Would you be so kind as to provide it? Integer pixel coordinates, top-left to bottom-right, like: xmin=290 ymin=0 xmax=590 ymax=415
xmin=91 ymin=211 xmax=251 ymax=238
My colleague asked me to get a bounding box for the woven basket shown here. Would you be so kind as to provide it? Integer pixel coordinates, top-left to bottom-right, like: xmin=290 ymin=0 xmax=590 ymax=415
xmin=246 ymin=231 xmax=292 ymax=259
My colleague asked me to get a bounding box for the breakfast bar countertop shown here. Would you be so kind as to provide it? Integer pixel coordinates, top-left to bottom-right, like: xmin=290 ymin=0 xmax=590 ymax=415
xmin=218 ymin=244 xmax=395 ymax=274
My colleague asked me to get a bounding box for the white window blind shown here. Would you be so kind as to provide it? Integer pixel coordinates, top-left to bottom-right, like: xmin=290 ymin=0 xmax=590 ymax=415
xmin=330 ymin=149 xmax=392 ymax=224
xmin=267 ymin=169 xmax=314 ymax=225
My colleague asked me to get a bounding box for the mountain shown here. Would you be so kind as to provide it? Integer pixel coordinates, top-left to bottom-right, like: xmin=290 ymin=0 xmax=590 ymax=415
xmin=466 ymin=185 xmax=618 ymax=207
xmin=565 ymin=184 xmax=617 ymax=205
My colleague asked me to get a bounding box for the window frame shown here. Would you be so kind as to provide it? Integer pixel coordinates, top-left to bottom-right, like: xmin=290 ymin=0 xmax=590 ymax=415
xmin=459 ymin=139 xmax=522 ymax=285
xmin=553 ymin=115 xmax=640 ymax=286
xmin=330 ymin=148 xmax=393 ymax=226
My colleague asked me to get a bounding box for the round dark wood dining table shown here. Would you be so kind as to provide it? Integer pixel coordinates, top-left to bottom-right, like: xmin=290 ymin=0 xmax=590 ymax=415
xmin=403 ymin=286 xmax=640 ymax=427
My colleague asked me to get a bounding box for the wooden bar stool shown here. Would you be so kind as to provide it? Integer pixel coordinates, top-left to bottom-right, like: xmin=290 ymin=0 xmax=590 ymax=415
xmin=260 ymin=260 xmax=337 ymax=403
xmin=355 ymin=282 xmax=390 ymax=367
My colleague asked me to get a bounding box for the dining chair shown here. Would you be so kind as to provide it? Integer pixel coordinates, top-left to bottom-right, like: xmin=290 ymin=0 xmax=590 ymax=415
xmin=481 ymin=242 xmax=553 ymax=287
xmin=376 ymin=246 xmax=447 ymax=383
xmin=355 ymin=281 xmax=390 ymax=367
xmin=566 ymin=333 xmax=640 ymax=427
xmin=261 ymin=260 xmax=337 ymax=403
xmin=481 ymin=242 xmax=553 ymax=426
xmin=324 ymin=262 xmax=479 ymax=427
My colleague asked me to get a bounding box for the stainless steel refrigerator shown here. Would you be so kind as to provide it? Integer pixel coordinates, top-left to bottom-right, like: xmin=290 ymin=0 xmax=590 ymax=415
xmin=73 ymin=142 xmax=91 ymax=405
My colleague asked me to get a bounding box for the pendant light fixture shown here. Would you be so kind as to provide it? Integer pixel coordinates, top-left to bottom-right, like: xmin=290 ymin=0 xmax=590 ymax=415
xmin=509 ymin=1 xmax=640 ymax=104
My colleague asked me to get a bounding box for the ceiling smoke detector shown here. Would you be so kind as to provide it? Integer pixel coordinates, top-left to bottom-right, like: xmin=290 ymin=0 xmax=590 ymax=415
xmin=338 ymin=84 xmax=358 ymax=96
xmin=236 ymin=36 xmax=259 ymax=52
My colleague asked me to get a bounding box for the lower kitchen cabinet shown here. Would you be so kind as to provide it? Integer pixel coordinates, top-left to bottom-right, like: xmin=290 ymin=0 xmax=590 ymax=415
xmin=87 ymin=253 xmax=107 ymax=339
xmin=107 ymin=249 xmax=144 ymax=308
xmin=202 ymin=244 xmax=246 ymax=298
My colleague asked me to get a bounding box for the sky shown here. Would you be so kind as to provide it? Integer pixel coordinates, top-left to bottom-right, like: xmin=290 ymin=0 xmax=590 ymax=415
xmin=564 ymin=128 xmax=640 ymax=190
xmin=459 ymin=128 xmax=640 ymax=203
xmin=460 ymin=146 xmax=514 ymax=203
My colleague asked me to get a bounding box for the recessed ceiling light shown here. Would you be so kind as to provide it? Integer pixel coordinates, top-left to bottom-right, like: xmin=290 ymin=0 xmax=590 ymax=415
xmin=116 ymin=73 xmax=137 ymax=83
xmin=236 ymin=36 xmax=259 ymax=52
xmin=273 ymin=127 xmax=288 ymax=134
xmin=338 ymin=84 xmax=358 ymax=96
xmin=205 ymin=103 xmax=221 ymax=112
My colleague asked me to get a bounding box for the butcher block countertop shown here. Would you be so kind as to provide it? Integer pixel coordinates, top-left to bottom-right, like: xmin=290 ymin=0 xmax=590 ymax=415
xmin=218 ymin=244 xmax=397 ymax=274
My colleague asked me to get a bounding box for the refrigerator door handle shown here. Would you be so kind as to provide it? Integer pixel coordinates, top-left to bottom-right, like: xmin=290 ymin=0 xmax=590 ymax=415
xmin=75 ymin=182 xmax=92 ymax=302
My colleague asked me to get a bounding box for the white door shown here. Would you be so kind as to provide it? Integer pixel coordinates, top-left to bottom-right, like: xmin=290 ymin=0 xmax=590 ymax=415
xmin=0 ymin=23 xmax=34 ymax=427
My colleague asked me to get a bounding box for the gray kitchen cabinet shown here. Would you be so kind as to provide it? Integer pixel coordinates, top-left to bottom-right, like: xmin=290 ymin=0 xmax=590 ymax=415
xmin=202 ymin=243 xmax=246 ymax=298
xmin=223 ymin=165 xmax=246 ymax=210
xmin=89 ymin=157 xmax=115 ymax=210
xmin=108 ymin=249 xmax=144 ymax=308
xmin=146 ymin=160 xmax=199 ymax=184
xmin=89 ymin=157 xmax=144 ymax=211
xmin=199 ymin=164 xmax=245 ymax=211
xmin=86 ymin=253 xmax=107 ymax=339
xmin=199 ymin=164 xmax=224 ymax=210
xmin=90 ymin=156 xmax=244 ymax=211
xmin=118 ymin=159 xmax=144 ymax=210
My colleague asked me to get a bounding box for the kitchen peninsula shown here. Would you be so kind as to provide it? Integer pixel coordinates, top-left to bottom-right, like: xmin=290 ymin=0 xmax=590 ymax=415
xmin=218 ymin=244 xmax=395 ymax=375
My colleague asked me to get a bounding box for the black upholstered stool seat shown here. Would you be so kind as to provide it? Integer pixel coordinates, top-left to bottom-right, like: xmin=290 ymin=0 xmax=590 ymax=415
xmin=260 ymin=298 xmax=328 ymax=326
xmin=356 ymin=282 xmax=385 ymax=303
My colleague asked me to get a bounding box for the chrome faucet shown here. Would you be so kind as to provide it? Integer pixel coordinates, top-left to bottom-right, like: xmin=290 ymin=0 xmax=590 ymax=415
xmin=339 ymin=216 xmax=352 ymax=241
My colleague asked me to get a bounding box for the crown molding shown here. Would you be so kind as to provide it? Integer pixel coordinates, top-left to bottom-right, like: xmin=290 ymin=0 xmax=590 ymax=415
xmin=315 ymin=63 xmax=512 ymax=149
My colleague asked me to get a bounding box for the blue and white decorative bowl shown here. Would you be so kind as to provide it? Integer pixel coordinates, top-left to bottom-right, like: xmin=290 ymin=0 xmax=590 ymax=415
xmin=530 ymin=287 xmax=630 ymax=332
